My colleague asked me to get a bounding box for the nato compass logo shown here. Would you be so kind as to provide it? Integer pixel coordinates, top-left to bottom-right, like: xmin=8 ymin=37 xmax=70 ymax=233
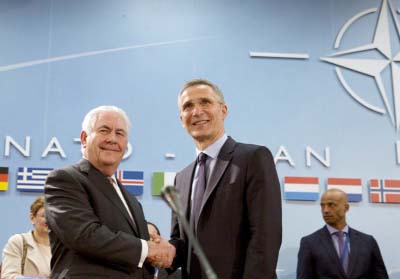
xmin=251 ymin=0 xmax=400 ymax=131
xmin=322 ymin=0 xmax=400 ymax=131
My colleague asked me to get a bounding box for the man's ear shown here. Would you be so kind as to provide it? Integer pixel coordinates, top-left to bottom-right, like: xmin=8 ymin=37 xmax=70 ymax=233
xmin=344 ymin=202 xmax=350 ymax=212
xmin=222 ymin=103 xmax=228 ymax=120
xmin=180 ymin=114 xmax=185 ymax=128
xmin=80 ymin=131 xmax=88 ymax=147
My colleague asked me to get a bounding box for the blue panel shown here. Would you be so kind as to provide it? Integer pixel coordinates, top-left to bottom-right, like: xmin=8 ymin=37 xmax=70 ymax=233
xmin=1 ymin=0 xmax=399 ymax=276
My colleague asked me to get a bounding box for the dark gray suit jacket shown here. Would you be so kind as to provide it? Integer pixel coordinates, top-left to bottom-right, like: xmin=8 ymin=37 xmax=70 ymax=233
xmin=297 ymin=226 xmax=388 ymax=279
xmin=170 ymin=137 xmax=282 ymax=279
xmin=45 ymin=159 xmax=154 ymax=279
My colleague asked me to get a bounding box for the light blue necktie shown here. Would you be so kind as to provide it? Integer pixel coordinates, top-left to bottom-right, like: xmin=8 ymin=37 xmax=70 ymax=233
xmin=336 ymin=231 xmax=349 ymax=274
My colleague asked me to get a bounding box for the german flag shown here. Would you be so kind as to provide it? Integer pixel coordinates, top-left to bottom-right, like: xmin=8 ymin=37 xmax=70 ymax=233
xmin=0 ymin=167 xmax=9 ymax=191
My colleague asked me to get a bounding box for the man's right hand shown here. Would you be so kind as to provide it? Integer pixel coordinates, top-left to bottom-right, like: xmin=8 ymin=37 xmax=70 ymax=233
xmin=146 ymin=237 xmax=176 ymax=268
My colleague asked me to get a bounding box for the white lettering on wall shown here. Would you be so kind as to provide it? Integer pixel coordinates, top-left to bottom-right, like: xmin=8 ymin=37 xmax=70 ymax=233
xmin=42 ymin=137 xmax=66 ymax=158
xmin=275 ymin=146 xmax=295 ymax=166
xmin=4 ymin=136 xmax=31 ymax=157
xmin=306 ymin=146 xmax=330 ymax=167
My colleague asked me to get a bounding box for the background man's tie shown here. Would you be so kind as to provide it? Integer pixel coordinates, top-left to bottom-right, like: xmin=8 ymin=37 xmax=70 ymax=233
xmin=337 ymin=231 xmax=349 ymax=274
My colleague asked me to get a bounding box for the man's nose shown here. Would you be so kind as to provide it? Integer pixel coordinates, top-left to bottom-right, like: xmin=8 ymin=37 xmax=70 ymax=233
xmin=106 ymin=132 xmax=117 ymax=142
xmin=192 ymin=103 xmax=204 ymax=115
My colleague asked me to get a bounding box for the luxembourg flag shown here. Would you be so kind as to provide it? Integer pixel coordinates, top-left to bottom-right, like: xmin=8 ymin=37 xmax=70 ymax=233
xmin=327 ymin=178 xmax=362 ymax=202
xmin=283 ymin=176 xmax=320 ymax=201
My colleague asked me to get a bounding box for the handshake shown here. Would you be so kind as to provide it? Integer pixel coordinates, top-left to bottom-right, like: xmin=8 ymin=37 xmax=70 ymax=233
xmin=146 ymin=228 xmax=176 ymax=268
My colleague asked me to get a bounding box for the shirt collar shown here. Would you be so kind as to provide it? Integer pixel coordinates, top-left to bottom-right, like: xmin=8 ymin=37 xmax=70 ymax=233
xmin=196 ymin=134 xmax=228 ymax=160
xmin=326 ymin=224 xmax=349 ymax=235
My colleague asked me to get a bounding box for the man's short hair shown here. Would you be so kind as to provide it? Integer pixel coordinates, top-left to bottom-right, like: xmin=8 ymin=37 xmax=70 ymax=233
xmin=178 ymin=79 xmax=225 ymax=104
xmin=81 ymin=105 xmax=131 ymax=135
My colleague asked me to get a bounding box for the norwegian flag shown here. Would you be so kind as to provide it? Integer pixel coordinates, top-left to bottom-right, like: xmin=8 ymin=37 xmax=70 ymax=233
xmin=369 ymin=179 xmax=400 ymax=204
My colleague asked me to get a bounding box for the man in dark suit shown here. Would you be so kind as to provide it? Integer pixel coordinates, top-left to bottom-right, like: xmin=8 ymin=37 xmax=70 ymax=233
xmin=45 ymin=105 xmax=175 ymax=279
xmin=297 ymin=188 xmax=388 ymax=279
xmin=169 ymin=79 xmax=282 ymax=279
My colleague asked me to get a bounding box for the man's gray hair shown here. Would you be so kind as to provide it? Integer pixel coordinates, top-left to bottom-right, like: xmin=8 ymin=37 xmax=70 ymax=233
xmin=81 ymin=105 xmax=131 ymax=134
xmin=178 ymin=79 xmax=225 ymax=105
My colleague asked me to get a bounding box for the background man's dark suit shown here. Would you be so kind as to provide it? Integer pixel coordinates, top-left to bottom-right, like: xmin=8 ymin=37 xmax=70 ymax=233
xmin=297 ymin=226 xmax=388 ymax=279
xmin=170 ymin=137 xmax=282 ymax=279
xmin=45 ymin=159 xmax=154 ymax=279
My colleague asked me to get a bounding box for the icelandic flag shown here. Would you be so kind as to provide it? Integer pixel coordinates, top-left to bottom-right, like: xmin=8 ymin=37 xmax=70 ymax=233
xmin=327 ymin=178 xmax=362 ymax=202
xmin=283 ymin=176 xmax=319 ymax=201
xmin=369 ymin=179 xmax=400 ymax=204
xmin=17 ymin=167 xmax=53 ymax=192
xmin=116 ymin=170 xmax=144 ymax=196
xmin=152 ymin=172 xmax=176 ymax=196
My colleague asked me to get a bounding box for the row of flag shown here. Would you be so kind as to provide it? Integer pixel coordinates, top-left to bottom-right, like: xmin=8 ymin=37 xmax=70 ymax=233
xmin=1 ymin=167 xmax=400 ymax=204
xmin=0 ymin=167 xmax=175 ymax=197
xmin=284 ymin=176 xmax=400 ymax=204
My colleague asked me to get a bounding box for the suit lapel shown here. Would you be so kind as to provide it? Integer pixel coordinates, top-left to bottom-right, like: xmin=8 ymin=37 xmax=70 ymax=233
xmin=319 ymin=226 xmax=347 ymax=277
xmin=199 ymin=137 xmax=235 ymax=218
xmin=117 ymin=180 xmax=145 ymax=237
xmin=346 ymin=227 xmax=359 ymax=277
xmin=80 ymin=160 xmax=139 ymax=235
xmin=179 ymin=161 xmax=196 ymax=220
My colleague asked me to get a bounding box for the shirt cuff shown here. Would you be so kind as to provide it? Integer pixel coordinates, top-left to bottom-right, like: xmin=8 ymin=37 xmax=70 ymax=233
xmin=138 ymin=239 xmax=148 ymax=268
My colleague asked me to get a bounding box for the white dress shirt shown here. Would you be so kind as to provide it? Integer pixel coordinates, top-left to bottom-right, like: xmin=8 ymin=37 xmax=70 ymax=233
xmin=108 ymin=175 xmax=148 ymax=268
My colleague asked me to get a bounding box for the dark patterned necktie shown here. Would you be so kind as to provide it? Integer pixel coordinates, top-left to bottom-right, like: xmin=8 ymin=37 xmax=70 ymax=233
xmin=107 ymin=176 xmax=137 ymax=232
xmin=192 ymin=152 xmax=208 ymax=231
xmin=107 ymin=176 xmax=115 ymax=186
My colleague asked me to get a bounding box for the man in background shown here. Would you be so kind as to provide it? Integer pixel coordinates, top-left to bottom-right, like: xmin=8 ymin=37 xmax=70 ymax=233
xmin=45 ymin=105 xmax=175 ymax=278
xmin=297 ymin=188 xmax=388 ymax=279
xmin=170 ymin=79 xmax=282 ymax=279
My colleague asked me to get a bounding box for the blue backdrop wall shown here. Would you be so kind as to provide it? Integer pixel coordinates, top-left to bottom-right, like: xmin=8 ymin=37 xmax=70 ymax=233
xmin=1 ymin=0 xmax=400 ymax=277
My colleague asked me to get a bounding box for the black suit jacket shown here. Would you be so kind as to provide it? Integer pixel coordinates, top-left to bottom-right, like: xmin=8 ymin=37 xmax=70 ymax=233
xmin=297 ymin=226 xmax=388 ymax=279
xmin=45 ymin=159 xmax=154 ymax=279
xmin=170 ymin=137 xmax=282 ymax=279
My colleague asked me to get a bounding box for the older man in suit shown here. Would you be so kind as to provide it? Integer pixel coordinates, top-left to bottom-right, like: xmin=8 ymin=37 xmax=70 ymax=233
xmin=169 ymin=79 xmax=282 ymax=279
xmin=297 ymin=188 xmax=388 ymax=279
xmin=45 ymin=105 xmax=175 ymax=278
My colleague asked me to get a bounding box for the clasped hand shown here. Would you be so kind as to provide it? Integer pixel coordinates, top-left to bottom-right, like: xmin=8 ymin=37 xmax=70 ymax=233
xmin=146 ymin=233 xmax=176 ymax=268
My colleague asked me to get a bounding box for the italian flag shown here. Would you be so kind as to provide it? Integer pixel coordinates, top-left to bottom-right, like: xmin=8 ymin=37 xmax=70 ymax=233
xmin=152 ymin=172 xmax=176 ymax=196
